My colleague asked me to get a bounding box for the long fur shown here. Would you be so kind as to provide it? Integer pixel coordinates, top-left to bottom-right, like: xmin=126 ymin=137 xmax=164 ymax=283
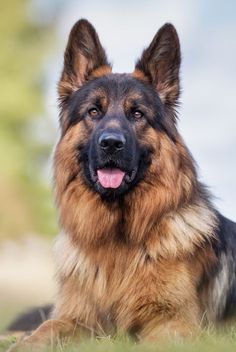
xmin=9 ymin=19 xmax=236 ymax=350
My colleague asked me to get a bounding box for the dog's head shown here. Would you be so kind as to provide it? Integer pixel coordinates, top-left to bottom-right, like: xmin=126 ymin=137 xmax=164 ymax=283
xmin=55 ymin=19 xmax=189 ymax=204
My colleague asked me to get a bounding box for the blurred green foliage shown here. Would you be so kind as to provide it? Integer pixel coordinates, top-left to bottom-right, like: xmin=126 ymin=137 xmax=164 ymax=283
xmin=0 ymin=0 xmax=58 ymax=238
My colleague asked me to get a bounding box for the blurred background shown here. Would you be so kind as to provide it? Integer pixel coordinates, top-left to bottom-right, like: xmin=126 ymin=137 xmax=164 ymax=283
xmin=0 ymin=0 xmax=235 ymax=332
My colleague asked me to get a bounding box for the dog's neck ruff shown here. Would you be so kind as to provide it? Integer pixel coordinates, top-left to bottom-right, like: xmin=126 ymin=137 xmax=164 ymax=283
xmin=55 ymin=199 xmax=218 ymax=281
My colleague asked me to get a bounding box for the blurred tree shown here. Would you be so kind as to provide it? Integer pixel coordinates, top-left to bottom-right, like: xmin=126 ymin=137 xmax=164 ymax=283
xmin=0 ymin=0 xmax=57 ymax=238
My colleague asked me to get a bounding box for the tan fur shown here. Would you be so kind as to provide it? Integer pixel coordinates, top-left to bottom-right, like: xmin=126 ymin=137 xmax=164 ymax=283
xmin=90 ymin=65 xmax=112 ymax=79
xmin=58 ymin=64 xmax=112 ymax=102
xmin=53 ymin=198 xmax=217 ymax=335
xmin=9 ymin=20 xmax=220 ymax=351
xmin=133 ymin=69 xmax=179 ymax=105
xmin=132 ymin=69 xmax=149 ymax=82
xmin=44 ymin=90 xmax=219 ymax=342
xmin=49 ymin=118 xmax=218 ymax=342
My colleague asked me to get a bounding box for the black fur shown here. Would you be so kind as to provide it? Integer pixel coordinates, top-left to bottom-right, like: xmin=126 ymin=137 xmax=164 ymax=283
xmin=207 ymin=214 xmax=236 ymax=321
xmin=71 ymin=74 xmax=169 ymax=198
xmin=8 ymin=19 xmax=236 ymax=333
xmin=8 ymin=305 xmax=52 ymax=332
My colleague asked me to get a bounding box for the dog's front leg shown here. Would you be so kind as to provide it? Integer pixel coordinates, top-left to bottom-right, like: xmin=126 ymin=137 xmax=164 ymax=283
xmin=7 ymin=319 xmax=77 ymax=351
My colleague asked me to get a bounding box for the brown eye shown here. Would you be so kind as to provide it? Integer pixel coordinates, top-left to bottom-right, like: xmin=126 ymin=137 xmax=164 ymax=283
xmin=88 ymin=108 xmax=99 ymax=117
xmin=133 ymin=110 xmax=143 ymax=119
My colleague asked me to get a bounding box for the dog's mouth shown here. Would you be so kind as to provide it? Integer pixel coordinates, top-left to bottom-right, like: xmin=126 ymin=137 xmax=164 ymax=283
xmin=97 ymin=168 xmax=125 ymax=189
xmin=89 ymin=163 xmax=137 ymax=190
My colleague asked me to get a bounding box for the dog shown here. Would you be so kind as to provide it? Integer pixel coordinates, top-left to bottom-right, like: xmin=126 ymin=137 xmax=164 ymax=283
xmin=9 ymin=19 xmax=236 ymax=350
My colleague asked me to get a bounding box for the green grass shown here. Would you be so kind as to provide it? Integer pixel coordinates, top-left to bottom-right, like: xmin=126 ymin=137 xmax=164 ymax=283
xmin=0 ymin=335 xmax=17 ymax=351
xmin=2 ymin=330 xmax=236 ymax=352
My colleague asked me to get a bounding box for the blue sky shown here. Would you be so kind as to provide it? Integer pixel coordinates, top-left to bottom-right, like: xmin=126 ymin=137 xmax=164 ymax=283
xmin=32 ymin=0 xmax=236 ymax=220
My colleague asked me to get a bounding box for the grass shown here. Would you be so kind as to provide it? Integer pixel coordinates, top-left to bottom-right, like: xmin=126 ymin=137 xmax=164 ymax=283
xmin=2 ymin=329 xmax=236 ymax=352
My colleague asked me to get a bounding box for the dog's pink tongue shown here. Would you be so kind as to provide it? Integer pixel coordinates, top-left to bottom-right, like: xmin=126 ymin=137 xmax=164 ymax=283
xmin=97 ymin=168 xmax=125 ymax=189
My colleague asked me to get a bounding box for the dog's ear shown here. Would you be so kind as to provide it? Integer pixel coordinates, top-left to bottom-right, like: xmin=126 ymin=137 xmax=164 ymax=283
xmin=58 ymin=19 xmax=111 ymax=100
xmin=134 ymin=23 xmax=181 ymax=106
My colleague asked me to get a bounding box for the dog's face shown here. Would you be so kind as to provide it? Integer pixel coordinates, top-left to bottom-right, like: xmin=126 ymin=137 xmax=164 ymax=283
xmin=56 ymin=19 xmax=183 ymax=202
xmin=67 ymin=73 xmax=167 ymax=198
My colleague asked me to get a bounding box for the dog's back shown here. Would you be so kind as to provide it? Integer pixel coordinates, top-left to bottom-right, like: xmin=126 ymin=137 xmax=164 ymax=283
xmin=204 ymin=214 xmax=236 ymax=322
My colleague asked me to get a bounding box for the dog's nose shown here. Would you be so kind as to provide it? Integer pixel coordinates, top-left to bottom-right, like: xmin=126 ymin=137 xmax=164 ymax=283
xmin=98 ymin=132 xmax=126 ymax=153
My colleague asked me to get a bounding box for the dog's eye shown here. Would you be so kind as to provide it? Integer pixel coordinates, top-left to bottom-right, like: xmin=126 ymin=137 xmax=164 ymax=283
xmin=88 ymin=108 xmax=99 ymax=118
xmin=132 ymin=110 xmax=143 ymax=119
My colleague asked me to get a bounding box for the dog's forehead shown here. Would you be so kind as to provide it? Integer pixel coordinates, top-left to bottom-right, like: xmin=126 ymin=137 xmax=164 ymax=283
xmin=84 ymin=73 xmax=152 ymax=102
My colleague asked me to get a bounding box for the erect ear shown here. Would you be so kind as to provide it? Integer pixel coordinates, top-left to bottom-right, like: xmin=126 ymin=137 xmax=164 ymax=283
xmin=58 ymin=19 xmax=111 ymax=100
xmin=134 ymin=23 xmax=181 ymax=106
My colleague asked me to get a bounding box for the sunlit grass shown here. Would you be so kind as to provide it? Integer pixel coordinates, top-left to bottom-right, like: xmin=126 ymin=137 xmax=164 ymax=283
xmin=2 ymin=330 xmax=236 ymax=352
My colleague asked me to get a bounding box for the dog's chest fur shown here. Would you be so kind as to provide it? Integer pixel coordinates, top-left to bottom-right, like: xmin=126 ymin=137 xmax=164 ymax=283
xmin=53 ymin=203 xmax=217 ymax=336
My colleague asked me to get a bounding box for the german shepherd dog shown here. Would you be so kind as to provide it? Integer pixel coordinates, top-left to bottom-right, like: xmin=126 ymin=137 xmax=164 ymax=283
xmin=9 ymin=19 xmax=236 ymax=350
